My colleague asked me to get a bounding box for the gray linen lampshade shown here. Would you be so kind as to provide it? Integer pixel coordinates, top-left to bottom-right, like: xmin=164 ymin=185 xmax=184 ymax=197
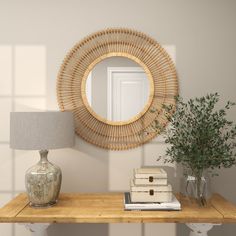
xmin=10 ymin=111 xmax=75 ymax=208
xmin=10 ymin=111 xmax=75 ymax=150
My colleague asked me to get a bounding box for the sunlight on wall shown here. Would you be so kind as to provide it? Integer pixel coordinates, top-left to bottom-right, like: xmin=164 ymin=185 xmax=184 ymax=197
xmin=0 ymin=45 xmax=47 ymax=236
xmin=15 ymin=46 xmax=46 ymax=96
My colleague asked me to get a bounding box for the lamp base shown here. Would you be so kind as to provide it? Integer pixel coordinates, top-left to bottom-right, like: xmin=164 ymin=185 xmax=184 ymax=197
xmin=29 ymin=200 xmax=58 ymax=208
xmin=25 ymin=150 xmax=62 ymax=208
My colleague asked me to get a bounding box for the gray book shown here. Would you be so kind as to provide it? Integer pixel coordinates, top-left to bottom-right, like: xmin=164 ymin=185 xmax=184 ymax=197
xmin=124 ymin=192 xmax=181 ymax=211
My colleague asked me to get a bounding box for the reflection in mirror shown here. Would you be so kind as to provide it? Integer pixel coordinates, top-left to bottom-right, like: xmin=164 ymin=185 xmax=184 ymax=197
xmin=85 ymin=56 xmax=150 ymax=122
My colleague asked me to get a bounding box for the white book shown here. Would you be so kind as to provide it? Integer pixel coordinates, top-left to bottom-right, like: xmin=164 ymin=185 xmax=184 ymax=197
xmin=124 ymin=192 xmax=181 ymax=211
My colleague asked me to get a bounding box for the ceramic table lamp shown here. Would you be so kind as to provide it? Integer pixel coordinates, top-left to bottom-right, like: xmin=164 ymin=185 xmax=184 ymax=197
xmin=10 ymin=111 xmax=75 ymax=208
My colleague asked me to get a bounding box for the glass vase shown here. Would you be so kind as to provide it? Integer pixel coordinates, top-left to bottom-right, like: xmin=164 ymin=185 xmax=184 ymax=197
xmin=25 ymin=150 xmax=62 ymax=208
xmin=185 ymin=174 xmax=211 ymax=207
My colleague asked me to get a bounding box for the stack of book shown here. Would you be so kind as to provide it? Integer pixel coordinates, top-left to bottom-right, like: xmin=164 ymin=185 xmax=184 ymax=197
xmin=124 ymin=167 xmax=181 ymax=211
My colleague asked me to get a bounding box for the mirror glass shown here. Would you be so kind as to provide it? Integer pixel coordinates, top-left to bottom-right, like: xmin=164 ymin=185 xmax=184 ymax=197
xmin=85 ymin=56 xmax=150 ymax=122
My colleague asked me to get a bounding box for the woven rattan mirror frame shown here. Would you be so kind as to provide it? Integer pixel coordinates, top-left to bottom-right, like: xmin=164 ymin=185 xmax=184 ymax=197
xmin=57 ymin=28 xmax=178 ymax=150
xmin=80 ymin=52 xmax=155 ymax=126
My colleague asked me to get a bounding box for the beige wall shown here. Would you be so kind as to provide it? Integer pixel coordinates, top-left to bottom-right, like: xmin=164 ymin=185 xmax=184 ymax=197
xmin=0 ymin=0 xmax=236 ymax=236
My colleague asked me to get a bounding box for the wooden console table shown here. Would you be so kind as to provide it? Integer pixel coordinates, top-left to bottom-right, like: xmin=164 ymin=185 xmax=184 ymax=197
xmin=0 ymin=193 xmax=236 ymax=236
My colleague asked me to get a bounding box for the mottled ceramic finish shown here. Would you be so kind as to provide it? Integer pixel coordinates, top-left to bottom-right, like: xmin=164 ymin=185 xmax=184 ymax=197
xmin=25 ymin=150 xmax=62 ymax=208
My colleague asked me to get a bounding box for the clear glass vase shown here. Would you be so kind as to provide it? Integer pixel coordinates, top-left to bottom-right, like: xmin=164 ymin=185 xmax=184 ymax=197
xmin=184 ymin=174 xmax=211 ymax=207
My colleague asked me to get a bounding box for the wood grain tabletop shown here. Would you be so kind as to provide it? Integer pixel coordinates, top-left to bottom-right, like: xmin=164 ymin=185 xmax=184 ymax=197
xmin=0 ymin=193 xmax=236 ymax=224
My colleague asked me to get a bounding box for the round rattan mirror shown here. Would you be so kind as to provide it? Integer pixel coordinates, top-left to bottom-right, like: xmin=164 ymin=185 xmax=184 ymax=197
xmin=57 ymin=28 xmax=178 ymax=150
xmin=83 ymin=56 xmax=153 ymax=124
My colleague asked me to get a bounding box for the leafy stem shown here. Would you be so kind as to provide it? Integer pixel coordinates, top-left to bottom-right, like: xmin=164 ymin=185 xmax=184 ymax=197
xmin=157 ymin=93 xmax=236 ymax=177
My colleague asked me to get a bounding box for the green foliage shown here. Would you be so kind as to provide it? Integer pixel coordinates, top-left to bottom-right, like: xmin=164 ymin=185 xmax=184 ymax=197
xmin=162 ymin=93 xmax=236 ymax=178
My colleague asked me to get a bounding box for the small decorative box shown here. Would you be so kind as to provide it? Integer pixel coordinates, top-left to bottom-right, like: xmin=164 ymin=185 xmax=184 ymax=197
xmin=130 ymin=180 xmax=172 ymax=203
xmin=134 ymin=167 xmax=167 ymax=185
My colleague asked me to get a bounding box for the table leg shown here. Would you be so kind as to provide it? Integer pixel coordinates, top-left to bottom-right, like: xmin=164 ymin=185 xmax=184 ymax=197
xmin=186 ymin=223 xmax=221 ymax=236
xmin=22 ymin=223 xmax=51 ymax=236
